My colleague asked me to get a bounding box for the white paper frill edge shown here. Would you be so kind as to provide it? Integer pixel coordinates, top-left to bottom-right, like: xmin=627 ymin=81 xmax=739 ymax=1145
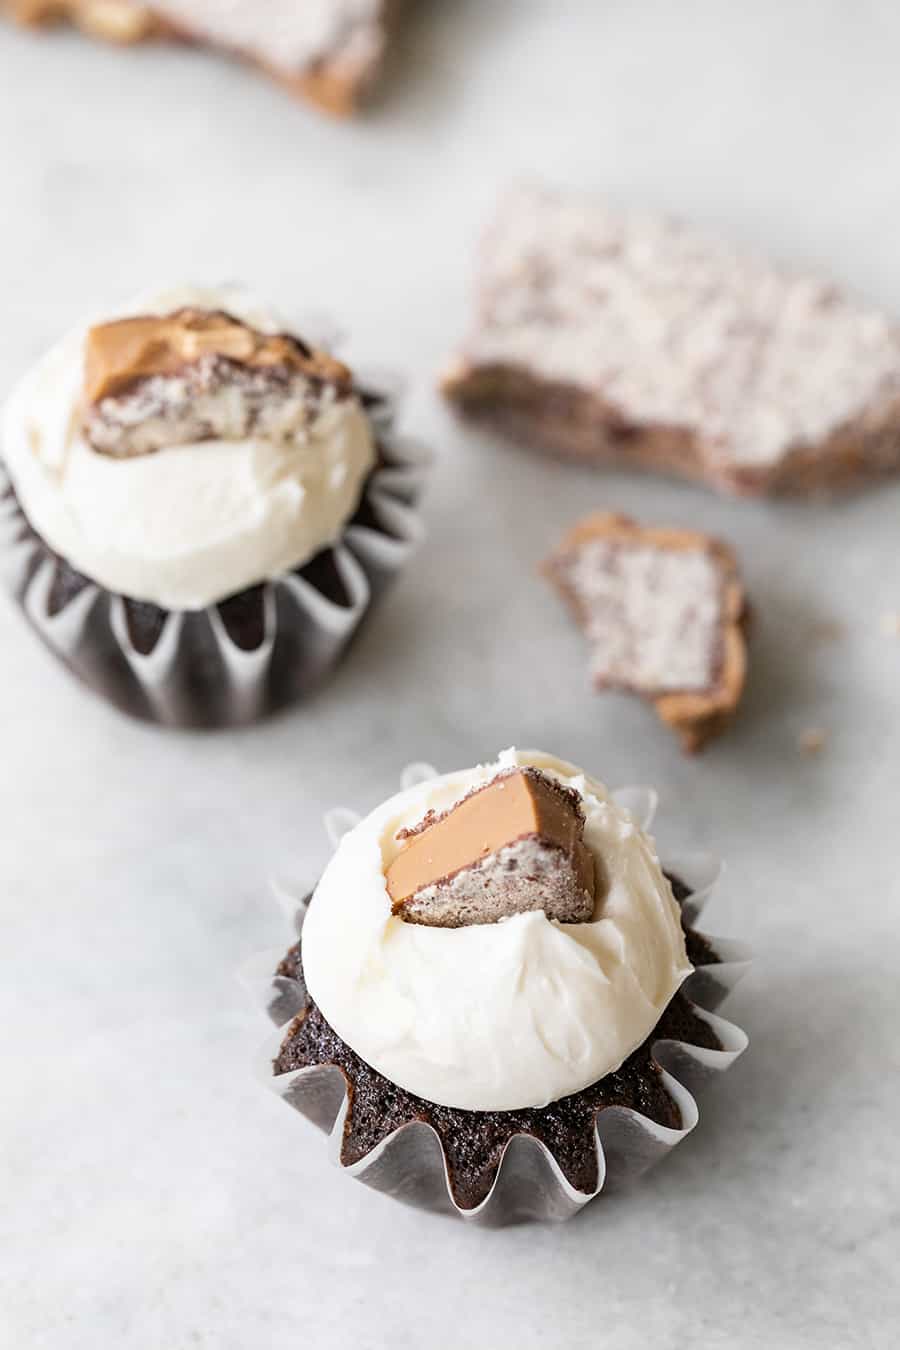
xmin=0 ymin=385 xmax=427 ymax=727
xmin=242 ymin=766 xmax=750 ymax=1225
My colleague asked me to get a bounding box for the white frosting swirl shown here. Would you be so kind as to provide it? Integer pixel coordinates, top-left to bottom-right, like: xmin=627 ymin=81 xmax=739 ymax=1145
xmin=1 ymin=285 xmax=376 ymax=610
xmin=302 ymin=749 xmax=692 ymax=1112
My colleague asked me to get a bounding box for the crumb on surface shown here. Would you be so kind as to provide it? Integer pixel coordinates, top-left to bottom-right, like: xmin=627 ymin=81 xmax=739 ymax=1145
xmin=879 ymin=611 xmax=900 ymax=637
xmin=807 ymin=619 xmax=846 ymax=644
xmin=798 ymin=727 xmax=828 ymax=755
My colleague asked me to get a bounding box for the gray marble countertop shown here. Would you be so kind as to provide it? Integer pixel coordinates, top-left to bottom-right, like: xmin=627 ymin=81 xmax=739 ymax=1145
xmin=2 ymin=3 xmax=899 ymax=1346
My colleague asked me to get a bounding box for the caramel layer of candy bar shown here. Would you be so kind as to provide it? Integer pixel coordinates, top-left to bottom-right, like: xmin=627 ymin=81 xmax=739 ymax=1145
xmin=386 ymin=768 xmax=596 ymax=928
xmin=81 ymin=309 xmax=353 ymax=457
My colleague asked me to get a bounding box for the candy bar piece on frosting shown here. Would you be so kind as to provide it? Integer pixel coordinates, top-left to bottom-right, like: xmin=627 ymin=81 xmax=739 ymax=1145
xmin=544 ymin=513 xmax=748 ymax=753
xmin=6 ymin=1 xmax=399 ymax=116
xmin=81 ymin=308 xmax=352 ymax=457
xmin=385 ymin=768 xmax=596 ymax=928
xmin=442 ymin=185 xmax=900 ymax=497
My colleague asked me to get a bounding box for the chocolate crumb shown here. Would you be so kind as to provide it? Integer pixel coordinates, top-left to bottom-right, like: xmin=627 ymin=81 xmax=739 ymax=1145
xmin=798 ymin=727 xmax=828 ymax=755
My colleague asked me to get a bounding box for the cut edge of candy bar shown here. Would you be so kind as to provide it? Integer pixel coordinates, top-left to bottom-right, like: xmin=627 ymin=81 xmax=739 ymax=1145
xmin=544 ymin=513 xmax=749 ymax=754
xmin=443 ymin=358 xmax=900 ymax=497
xmin=385 ymin=767 xmax=597 ymax=929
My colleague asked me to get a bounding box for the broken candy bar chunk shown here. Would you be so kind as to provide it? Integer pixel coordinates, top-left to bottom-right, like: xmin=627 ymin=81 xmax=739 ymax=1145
xmin=544 ymin=513 xmax=748 ymax=753
xmin=385 ymin=767 xmax=597 ymax=928
xmin=81 ymin=308 xmax=352 ymax=457
xmin=442 ymin=185 xmax=900 ymax=497
xmin=6 ymin=1 xmax=400 ymax=117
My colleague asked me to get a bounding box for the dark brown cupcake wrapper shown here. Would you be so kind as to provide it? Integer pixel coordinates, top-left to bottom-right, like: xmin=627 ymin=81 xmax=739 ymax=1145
xmin=244 ymin=784 xmax=750 ymax=1225
xmin=0 ymin=400 xmax=428 ymax=727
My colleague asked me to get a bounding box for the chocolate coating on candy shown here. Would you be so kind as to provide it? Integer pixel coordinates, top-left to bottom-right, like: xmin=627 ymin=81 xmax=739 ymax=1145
xmin=385 ymin=768 xmax=597 ymax=927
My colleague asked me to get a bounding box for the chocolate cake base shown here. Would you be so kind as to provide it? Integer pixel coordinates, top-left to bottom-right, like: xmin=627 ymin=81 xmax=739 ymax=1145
xmin=35 ymin=524 xmax=351 ymax=653
xmin=273 ymin=874 xmax=721 ymax=1212
xmin=5 ymin=480 xmax=367 ymax=724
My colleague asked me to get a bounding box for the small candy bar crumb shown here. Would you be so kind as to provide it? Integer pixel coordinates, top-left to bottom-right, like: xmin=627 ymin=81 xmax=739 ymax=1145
xmin=798 ymin=728 xmax=828 ymax=755
xmin=81 ymin=308 xmax=352 ymax=457
xmin=385 ymin=768 xmax=597 ymax=928
xmin=544 ymin=513 xmax=749 ymax=753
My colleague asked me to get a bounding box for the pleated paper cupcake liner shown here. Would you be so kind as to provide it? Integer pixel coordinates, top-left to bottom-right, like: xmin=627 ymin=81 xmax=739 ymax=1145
xmin=243 ymin=772 xmax=750 ymax=1226
xmin=0 ymin=394 xmax=428 ymax=728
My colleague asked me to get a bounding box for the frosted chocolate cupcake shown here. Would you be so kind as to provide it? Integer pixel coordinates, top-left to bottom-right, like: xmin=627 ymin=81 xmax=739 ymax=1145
xmin=1 ymin=287 xmax=424 ymax=725
xmin=261 ymin=750 xmax=749 ymax=1224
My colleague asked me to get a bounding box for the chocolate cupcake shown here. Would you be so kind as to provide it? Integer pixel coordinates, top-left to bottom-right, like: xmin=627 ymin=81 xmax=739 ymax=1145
xmin=1 ymin=286 xmax=425 ymax=726
xmin=254 ymin=751 xmax=749 ymax=1224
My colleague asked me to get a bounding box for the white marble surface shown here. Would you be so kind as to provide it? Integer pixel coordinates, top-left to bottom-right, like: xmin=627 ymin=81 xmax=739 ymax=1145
xmin=1 ymin=3 xmax=899 ymax=1346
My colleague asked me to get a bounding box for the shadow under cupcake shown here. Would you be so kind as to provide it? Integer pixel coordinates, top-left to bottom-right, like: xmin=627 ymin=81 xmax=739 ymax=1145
xmin=1 ymin=287 xmax=426 ymax=727
xmin=251 ymin=751 xmax=749 ymax=1225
